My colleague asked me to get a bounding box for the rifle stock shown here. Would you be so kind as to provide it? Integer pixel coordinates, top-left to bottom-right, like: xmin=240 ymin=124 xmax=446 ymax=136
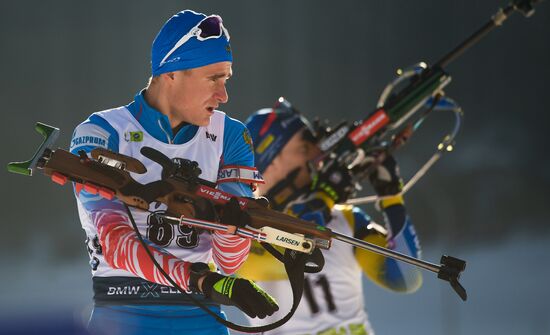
xmin=41 ymin=147 xmax=334 ymax=243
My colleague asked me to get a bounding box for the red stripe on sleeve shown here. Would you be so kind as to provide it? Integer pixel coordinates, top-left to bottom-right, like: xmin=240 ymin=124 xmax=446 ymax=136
xmin=211 ymin=231 xmax=251 ymax=274
xmin=95 ymin=210 xmax=192 ymax=290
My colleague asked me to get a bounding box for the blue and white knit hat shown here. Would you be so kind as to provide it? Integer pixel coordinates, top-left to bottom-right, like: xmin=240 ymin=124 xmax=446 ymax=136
xmin=151 ymin=10 xmax=232 ymax=76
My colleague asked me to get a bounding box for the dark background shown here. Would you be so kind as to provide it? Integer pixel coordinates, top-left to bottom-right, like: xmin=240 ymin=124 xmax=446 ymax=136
xmin=1 ymin=1 xmax=549 ymax=334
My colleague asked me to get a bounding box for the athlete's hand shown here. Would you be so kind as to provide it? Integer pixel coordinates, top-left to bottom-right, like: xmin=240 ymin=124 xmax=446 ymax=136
xmin=218 ymin=197 xmax=251 ymax=233
xmin=201 ymin=272 xmax=279 ymax=318
xmin=310 ymin=159 xmax=356 ymax=204
xmin=218 ymin=197 xmax=268 ymax=234
xmin=367 ymin=152 xmax=403 ymax=196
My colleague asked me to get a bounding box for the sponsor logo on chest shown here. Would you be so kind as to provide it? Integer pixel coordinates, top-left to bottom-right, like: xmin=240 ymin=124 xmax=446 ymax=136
xmin=206 ymin=131 xmax=217 ymax=142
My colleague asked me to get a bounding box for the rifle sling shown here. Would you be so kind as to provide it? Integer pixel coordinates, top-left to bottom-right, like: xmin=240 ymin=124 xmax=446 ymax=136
xmin=260 ymin=241 xmax=325 ymax=274
xmin=125 ymin=204 xmax=325 ymax=333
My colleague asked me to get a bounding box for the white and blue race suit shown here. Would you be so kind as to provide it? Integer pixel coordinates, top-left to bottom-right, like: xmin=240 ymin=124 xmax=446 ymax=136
xmin=70 ymin=90 xmax=257 ymax=335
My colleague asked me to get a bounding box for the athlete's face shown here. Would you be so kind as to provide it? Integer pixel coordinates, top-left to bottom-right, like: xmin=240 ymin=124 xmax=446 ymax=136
xmin=165 ymin=61 xmax=232 ymax=127
xmin=259 ymin=130 xmax=321 ymax=195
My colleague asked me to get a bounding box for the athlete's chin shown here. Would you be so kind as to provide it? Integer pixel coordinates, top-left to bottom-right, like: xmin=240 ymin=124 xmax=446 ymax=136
xmin=196 ymin=116 xmax=212 ymax=127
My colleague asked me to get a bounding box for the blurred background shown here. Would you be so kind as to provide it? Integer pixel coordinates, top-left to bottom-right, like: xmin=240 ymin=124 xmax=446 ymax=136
xmin=1 ymin=1 xmax=549 ymax=334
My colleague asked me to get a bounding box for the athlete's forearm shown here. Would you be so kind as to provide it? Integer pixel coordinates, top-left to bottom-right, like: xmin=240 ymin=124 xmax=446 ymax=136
xmin=380 ymin=201 xmax=421 ymax=260
xmin=211 ymin=232 xmax=251 ymax=274
xmin=212 ymin=181 xmax=253 ymax=274
xmin=96 ymin=210 xmax=192 ymax=290
xmin=376 ymin=199 xmax=423 ymax=292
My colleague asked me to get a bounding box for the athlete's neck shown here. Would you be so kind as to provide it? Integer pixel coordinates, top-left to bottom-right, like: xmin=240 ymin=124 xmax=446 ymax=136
xmin=143 ymin=85 xmax=185 ymax=129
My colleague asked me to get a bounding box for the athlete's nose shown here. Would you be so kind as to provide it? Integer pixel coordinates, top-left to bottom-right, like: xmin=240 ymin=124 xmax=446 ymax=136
xmin=216 ymin=83 xmax=229 ymax=104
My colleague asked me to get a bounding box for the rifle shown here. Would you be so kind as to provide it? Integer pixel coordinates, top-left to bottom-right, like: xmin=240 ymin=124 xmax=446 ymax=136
xmin=315 ymin=0 xmax=544 ymax=203
xmin=7 ymin=122 xmax=467 ymax=333
xmin=8 ymin=122 xmax=466 ymax=291
xmin=7 ymin=0 xmax=545 ymax=332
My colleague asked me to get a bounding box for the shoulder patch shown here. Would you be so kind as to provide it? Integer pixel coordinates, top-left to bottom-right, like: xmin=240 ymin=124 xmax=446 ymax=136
xmin=70 ymin=123 xmax=110 ymax=151
xmin=243 ymin=129 xmax=253 ymax=152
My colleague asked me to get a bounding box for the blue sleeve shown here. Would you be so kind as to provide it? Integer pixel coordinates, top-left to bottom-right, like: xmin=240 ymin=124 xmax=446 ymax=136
xmin=218 ymin=182 xmax=253 ymax=197
xmin=352 ymin=206 xmax=422 ymax=293
xmin=70 ymin=114 xmax=119 ymax=154
xmin=351 ymin=206 xmax=373 ymax=238
xmin=382 ymin=204 xmax=421 ymax=260
xmin=222 ymin=115 xmax=254 ymax=167
xmin=218 ymin=115 xmax=255 ymax=197
xmin=380 ymin=211 xmax=422 ymax=292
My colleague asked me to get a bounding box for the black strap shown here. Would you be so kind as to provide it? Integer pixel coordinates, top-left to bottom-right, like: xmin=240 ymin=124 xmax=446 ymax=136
xmin=125 ymin=205 xmax=324 ymax=333
xmin=250 ymin=247 xmax=324 ymax=330
xmin=264 ymin=167 xmax=308 ymax=211
xmin=261 ymin=242 xmax=324 ymax=274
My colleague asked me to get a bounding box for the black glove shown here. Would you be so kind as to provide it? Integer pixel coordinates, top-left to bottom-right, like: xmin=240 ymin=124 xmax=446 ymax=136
xmin=201 ymin=271 xmax=279 ymax=319
xmin=367 ymin=153 xmax=403 ymax=196
xmin=310 ymin=159 xmax=356 ymax=203
xmin=218 ymin=197 xmax=270 ymax=233
xmin=218 ymin=197 xmax=251 ymax=230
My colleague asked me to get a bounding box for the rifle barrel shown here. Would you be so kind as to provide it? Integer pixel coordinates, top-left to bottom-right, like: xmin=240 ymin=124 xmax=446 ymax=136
xmin=435 ymin=4 xmax=516 ymax=68
xmin=330 ymin=230 xmax=441 ymax=273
